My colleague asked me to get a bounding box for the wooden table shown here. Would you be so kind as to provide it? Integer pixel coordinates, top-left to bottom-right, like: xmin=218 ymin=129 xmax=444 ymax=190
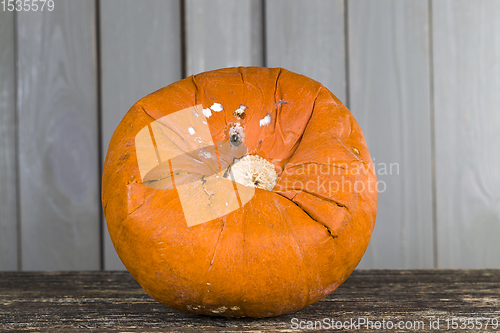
xmin=1 ymin=270 xmax=499 ymax=332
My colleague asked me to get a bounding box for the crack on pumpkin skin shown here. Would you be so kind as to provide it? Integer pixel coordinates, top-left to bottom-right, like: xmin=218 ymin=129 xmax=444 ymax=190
xmin=200 ymin=216 xmax=227 ymax=313
xmin=199 ymin=175 xmax=216 ymax=205
xmin=140 ymin=105 xmax=156 ymax=121
xmin=274 ymin=192 xmax=338 ymax=242
xmin=198 ymin=174 xmax=227 ymax=222
xmin=281 ymin=188 xmax=349 ymax=210
xmin=126 ymin=180 xmax=148 ymax=216
xmin=143 ymin=172 xmax=173 ymax=188
xmin=208 ymin=217 xmax=226 ymax=271
xmin=112 ymin=189 xmax=168 ymax=250
xmin=286 ymin=189 xmax=352 ymax=238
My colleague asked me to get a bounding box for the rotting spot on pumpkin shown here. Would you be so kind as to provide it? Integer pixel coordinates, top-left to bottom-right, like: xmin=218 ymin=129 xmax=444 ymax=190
xmin=234 ymin=104 xmax=246 ymax=119
xmin=230 ymin=133 xmax=242 ymax=146
xmin=211 ymin=306 xmax=227 ymax=314
xmin=352 ymin=147 xmax=360 ymax=155
xmin=252 ymin=174 xmax=260 ymax=187
xmin=276 ymin=100 xmax=287 ymax=107
xmin=229 ymin=123 xmax=244 ymax=147
xmin=186 ymin=305 xmax=200 ymax=311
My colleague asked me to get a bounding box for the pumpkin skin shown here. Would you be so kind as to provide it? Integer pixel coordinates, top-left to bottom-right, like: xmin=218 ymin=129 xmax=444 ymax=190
xmin=102 ymin=67 xmax=377 ymax=318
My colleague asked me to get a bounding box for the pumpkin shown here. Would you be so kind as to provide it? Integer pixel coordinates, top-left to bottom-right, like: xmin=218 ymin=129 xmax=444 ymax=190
xmin=102 ymin=67 xmax=377 ymax=318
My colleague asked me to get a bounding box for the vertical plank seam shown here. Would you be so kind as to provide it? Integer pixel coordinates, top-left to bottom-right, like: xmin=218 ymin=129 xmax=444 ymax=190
xmin=261 ymin=0 xmax=267 ymax=67
xmin=343 ymin=0 xmax=350 ymax=108
xmin=428 ymin=0 xmax=438 ymax=269
xmin=14 ymin=10 xmax=22 ymax=272
xmin=180 ymin=0 xmax=187 ymax=78
xmin=95 ymin=0 xmax=104 ymax=271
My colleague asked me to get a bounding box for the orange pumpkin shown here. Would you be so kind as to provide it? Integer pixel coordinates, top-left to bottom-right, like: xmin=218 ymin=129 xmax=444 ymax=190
xmin=102 ymin=67 xmax=377 ymax=318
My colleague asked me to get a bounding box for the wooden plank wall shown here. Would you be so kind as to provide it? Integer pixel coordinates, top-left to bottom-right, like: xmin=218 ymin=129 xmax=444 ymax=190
xmin=0 ymin=10 xmax=18 ymax=271
xmin=16 ymin=1 xmax=100 ymax=270
xmin=265 ymin=0 xmax=347 ymax=104
xmin=0 ymin=0 xmax=498 ymax=271
xmin=185 ymin=0 xmax=264 ymax=76
xmin=348 ymin=0 xmax=434 ymax=268
xmin=99 ymin=0 xmax=183 ymax=270
xmin=433 ymin=0 xmax=500 ymax=268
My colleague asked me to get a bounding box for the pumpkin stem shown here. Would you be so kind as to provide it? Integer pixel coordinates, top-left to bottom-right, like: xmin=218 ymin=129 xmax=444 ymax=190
xmin=229 ymin=155 xmax=278 ymax=191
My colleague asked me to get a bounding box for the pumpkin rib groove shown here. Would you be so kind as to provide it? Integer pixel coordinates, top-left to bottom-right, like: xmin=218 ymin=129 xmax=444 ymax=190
xmin=272 ymin=87 xmax=321 ymax=172
xmin=191 ymin=73 xmax=231 ymax=134
xmin=240 ymin=67 xmax=274 ymax=112
xmin=239 ymin=198 xmax=249 ymax=314
xmin=272 ymin=67 xmax=282 ymax=107
xmin=153 ymin=115 xmax=196 ymax=156
xmin=286 ymin=188 xmax=349 ymax=210
xmin=277 ymin=202 xmax=311 ymax=310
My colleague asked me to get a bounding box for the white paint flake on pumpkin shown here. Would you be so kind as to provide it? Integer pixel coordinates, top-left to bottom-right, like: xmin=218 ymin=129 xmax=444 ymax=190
xmin=259 ymin=113 xmax=271 ymax=127
xmin=210 ymin=103 xmax=223 ymax=112
xmin=198 ymin=150 xmax=212 ymax=159
xmin=202 ymin=108 xmax=212 ymax=118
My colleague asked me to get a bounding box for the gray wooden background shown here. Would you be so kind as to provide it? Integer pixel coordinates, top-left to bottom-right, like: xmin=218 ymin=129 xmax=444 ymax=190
xmin=1 ymin=0 xmax=499 ymax=271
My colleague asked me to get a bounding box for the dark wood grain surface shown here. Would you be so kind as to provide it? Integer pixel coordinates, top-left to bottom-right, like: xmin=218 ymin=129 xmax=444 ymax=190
xmin=1 ymin=270 xmax=499 ymax=332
